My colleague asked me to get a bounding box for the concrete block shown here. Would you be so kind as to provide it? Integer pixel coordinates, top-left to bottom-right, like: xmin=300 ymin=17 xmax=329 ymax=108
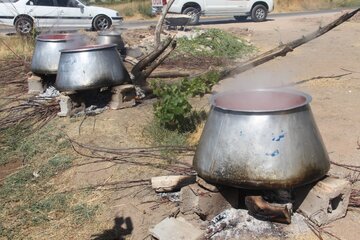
xmin=27 ymin=75 xmax=44 ymax=94
xmin=297 ymin=176 xmax=351 ymax=226
xmin=109 ymin=84 xmax=136 ymax=110
xmin=150 ymin=217 xmax=204 ymax=240
xmin=180 ymin=183 xmax=239 ymax=220
xmin=57 ymin=95 xmax=73 ymax=117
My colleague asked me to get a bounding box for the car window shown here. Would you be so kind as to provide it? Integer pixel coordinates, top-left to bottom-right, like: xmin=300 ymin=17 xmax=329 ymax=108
xmin=56 ymin=0 xmax=80 ymax=7
xmin=26 ymin=0 xmax=55 ymax=6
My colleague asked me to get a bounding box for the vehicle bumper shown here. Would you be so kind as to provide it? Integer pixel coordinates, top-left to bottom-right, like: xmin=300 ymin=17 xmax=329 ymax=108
xmin=152 ymin=6 xmax=163 ymax=15
xmin=111 ymin=17 xmax=123 ymax=26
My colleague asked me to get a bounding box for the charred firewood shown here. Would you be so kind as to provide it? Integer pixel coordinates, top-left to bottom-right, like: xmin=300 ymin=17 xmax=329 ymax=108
xmin=245 ymin=195 xmax=292 ymax=224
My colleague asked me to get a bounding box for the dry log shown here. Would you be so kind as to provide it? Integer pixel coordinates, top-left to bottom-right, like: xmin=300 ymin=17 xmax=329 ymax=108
xmin=223 ymin=8 xmax=360 ymax=78
xmin=149 ymin=72 xmax=190 ymax=78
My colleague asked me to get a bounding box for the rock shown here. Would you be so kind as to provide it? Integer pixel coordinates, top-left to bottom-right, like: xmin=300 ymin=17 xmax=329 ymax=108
xmin=180 ymin=183 xmax=239 ymax=220
xmin=150 ymin=217 xmax=204 ymax=240
xmin=151 ymin=175 xmax=196 ymax=193
xmin=296 ymin=176 xmax=351 ymax=226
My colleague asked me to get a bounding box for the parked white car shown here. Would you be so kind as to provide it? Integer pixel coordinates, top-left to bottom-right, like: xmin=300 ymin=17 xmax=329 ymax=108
xmin=0 ymin=0 xmax=123 ymax=34
xmin=152 ymin=0 xmax=274 ymax=24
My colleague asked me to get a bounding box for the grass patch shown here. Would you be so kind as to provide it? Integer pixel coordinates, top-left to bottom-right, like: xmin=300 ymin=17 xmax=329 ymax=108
xmin=175 ymin=29 xmax=255 ymax=59
xmin=0 ymin=122 xmax=90 ymax=238
xmin=96 ymin=0 xmax=155 ymax=19
xmin=72 ymin=203 xmax=99 ymax=224
xmin=275 ymin=0 xmax=359 ymax=12
xmin=0 ymin=35 xmax=35 ymax=59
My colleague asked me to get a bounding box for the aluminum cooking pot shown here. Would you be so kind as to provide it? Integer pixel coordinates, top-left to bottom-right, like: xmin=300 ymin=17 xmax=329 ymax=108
xmin=55 ymin=44 xmax=128 ymax=91
xmin=193 ymin=89 xmax=330 ymax=189
xmin=31 ymin=34 xmax=85 ymax=75
xmin=97 ymin=30 xmax=125 ymax=53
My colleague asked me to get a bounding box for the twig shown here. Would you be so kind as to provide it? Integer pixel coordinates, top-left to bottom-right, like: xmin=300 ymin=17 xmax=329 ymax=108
xmin=293 ymin=73 xmax=352 ymax=85
xmin=222 ymin=8 xmax=360 ymax=78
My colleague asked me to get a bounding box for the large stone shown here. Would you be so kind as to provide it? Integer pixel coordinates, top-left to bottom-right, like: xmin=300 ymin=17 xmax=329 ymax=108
xmin=150 ymin=217 xmax=204 ymax=240
xmin=296 ymin=176 xmax=351 ymax=226
xmin=180 ymin=183 xmax=239 ymax=220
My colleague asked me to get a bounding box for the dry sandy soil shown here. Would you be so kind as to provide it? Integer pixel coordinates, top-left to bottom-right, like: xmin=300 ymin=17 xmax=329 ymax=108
xmin=1 ymin=11 xmax=359 ymax=240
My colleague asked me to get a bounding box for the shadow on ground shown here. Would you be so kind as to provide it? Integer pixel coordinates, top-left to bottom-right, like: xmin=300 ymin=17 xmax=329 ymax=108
xmin=91 ymin=217 xmax=134 ymax=240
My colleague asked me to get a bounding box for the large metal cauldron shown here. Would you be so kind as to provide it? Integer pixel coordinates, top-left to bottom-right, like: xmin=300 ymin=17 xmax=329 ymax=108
xmin=55 ymin=44 xmax=127 ymax=91
xmin=97 ymin=31 xmax=125 ymax=53
xmin=194 ymin=89 xmax=330 ymax=189
xmin=31 ymin=34 xmax=85 ymax=75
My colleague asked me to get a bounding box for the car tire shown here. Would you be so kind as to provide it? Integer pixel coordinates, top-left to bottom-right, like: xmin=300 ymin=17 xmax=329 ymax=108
xmin=183 ymin=7 xmax=200 ymax=25
xmin=93 ymin=15 xmax=112 ymax=31
xmin=234 ymin=16 xmax=248 ymax=21
xmin=15 ymin=16 xmax=33 ymax=35
xmin=251 ymin=5 xmax=267 ymax=22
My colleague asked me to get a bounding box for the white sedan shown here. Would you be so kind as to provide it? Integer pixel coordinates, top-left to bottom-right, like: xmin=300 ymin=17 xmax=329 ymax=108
xmin=0 ymin=0 xmax=123 ymax=34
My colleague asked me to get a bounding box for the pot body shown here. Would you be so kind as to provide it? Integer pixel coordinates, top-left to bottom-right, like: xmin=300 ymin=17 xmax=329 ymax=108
xmin=97 ymin=31 xmax=125 ymax=52
xmin=194 ymin=90 xmax=330 ymax=189
xmin=55 ymin=44 xmax=127 ymax=91
xmin=31 ymin=34 xmax=84 ymax=75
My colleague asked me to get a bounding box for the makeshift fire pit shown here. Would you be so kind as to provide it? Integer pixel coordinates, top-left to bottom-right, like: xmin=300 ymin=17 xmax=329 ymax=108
xmin=194 ymin=89 xmax=330 ymax=189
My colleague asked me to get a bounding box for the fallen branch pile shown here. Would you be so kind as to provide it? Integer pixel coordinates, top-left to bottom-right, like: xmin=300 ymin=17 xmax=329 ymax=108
xmin=0 ymin=58 xmax=29 ymax=96
xmin=69 ymin=139 xmax=195 ymax=175
xmin=0 ymin=98 xmax=59 ymax=131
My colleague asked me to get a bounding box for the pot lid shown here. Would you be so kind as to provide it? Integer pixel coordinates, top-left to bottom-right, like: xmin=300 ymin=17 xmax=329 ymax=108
xmin=60 ymin=44 xmax=117 ymax=53
xmin=212 ymin=89 xmax=312 ymax=113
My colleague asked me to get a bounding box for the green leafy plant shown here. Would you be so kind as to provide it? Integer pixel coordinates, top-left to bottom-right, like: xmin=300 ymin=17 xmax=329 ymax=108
xmin=152 ymin=71 xmax=220 ymax=132
xmin=176 ymin=29 xmax=255 ymax=59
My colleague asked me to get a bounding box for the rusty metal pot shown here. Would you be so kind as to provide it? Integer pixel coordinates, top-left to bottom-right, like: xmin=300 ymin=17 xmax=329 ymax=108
xmin=31 ymin=34 xmax=85 ymax=75
xmin=193 ymin=89 xmax=330 ymax=189
xmin=55 ymin=44 xmax=127 ymax=91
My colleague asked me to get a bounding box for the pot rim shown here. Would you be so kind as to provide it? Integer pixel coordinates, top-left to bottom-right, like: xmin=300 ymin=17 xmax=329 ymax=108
xmin=60 ymin=44 xmax=117 ymax=53
xmin=36 ymin=33 xmax=76 ymax=42
xmin=211 ymin=89 xmax=312 ymax=113
xmin=98 ymin=30 xmax=122 ymax=36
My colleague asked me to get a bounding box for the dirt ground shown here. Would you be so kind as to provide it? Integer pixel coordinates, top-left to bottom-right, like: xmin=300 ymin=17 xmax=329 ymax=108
xmin=1 ymin=11 xmax=360 ymax=240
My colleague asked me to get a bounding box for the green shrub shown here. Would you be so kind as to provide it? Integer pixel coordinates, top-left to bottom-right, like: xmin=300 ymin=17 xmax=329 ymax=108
xmin=137 ymin=2 xmax=153 ymax=17
xmin=152 ymin=71 xmax=220 ymax=132
xmin=176 ymin=29 xmax=255 ymax=59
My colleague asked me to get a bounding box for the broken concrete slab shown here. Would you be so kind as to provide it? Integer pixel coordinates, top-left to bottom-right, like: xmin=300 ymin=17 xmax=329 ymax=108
xmin=109 ymin=84 xmax=136 ymax=110
xmin=196 ymin=176 xmax=219 ymax=192
xmin=27 ymin=74 xmax=44 ymax=94
xmin=180 ymin=183 xmax=239 ymax=220
xmin=296 ymin=176 xmax=351 ymax=226
xmin=57 ymin=94 xmax=73 ymax=117
xmin=151 ymin=175 xmax=196 ymax=193
xmin=150 ymin=217 xmax=204 ymax=240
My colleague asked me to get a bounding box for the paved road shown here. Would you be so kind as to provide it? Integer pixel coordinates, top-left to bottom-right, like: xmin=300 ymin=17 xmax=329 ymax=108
xmin=0 ymin=9 xmax=347 ymax=34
